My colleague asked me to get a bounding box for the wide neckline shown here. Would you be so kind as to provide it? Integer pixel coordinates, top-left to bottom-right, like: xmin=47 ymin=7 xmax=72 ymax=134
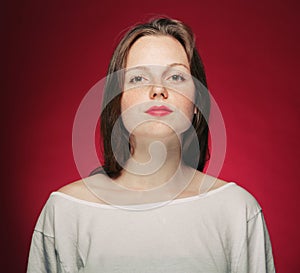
xmin=51 ymin=182 xmax=236 ymax=210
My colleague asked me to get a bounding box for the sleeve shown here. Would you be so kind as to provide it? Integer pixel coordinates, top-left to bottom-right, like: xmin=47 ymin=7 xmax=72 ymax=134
xmin=235 ymin=211 xmax=276 ymax=273
xmin=26 ymin=231 xmax=65 ymax=273
xmin=26 ymin=197 xmax=67 ymax=273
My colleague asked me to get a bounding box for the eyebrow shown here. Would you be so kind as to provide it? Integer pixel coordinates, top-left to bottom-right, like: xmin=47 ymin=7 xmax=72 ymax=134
xmin=125 ymin=63 xmax=190 ymax=72
xmin=168 ymin=63 xmax=190 ymax=71
xmin=125 ymin=66 xmax=149 ymax=73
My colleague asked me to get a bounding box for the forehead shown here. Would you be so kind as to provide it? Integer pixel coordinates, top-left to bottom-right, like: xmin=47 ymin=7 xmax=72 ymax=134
xmin=126 ymin=35 xmax=190 ymax=70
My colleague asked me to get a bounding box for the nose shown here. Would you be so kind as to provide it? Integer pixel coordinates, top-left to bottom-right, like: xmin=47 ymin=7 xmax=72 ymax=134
xmin=149 ymin=85 xmax=168 ymax=99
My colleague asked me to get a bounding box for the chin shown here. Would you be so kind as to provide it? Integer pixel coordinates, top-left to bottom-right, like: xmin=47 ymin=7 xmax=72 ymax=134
xmin=131 ymin=120 xmax=191 ymax=139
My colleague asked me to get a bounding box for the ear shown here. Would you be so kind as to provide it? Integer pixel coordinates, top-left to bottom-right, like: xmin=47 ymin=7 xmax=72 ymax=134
xmin=194 ymin=106 xmax=197 ymax=114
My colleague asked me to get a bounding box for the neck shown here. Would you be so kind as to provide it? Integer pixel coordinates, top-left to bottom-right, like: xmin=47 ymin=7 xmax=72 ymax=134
xmin=117 ymin=134 xmax=184 ymax=190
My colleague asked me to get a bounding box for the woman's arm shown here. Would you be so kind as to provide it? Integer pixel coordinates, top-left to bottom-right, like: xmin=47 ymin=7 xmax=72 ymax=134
xmin=27 ymin=230 xmax=65 ymax=273
xmin=235 ymin=211 xmax=276 ymax=273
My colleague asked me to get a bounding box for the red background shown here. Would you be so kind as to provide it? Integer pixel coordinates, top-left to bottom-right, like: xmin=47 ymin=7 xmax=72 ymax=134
xmin=2 ymin=0 xmax=299 ymax=272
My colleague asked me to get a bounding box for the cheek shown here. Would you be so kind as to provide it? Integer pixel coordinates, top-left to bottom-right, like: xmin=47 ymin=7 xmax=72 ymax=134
xmin=121 ymin=89 xmax=147 ymax=111
xmin=174 ymin=91 xmax=195 ymax=119
xmin=120 ymin=91 xmax=145 ymax=134
xmin=181 ymin=100 xmax=196 ymax=124
xmin=121 ymin=92 xmax=136 ymax=113
xmin=121 ymin=91 xmax=129 ymax=110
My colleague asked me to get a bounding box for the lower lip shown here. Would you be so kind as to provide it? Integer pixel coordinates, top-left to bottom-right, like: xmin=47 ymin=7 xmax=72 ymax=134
xmin=146 ymin=110 xmax=172 ymax=117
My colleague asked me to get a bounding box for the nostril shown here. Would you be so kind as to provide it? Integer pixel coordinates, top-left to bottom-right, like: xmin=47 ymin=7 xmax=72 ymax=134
xmin=150 ymin=86 xmax=168 ymax=99
xmin=162 ymin=92 xmax=168 ymax=99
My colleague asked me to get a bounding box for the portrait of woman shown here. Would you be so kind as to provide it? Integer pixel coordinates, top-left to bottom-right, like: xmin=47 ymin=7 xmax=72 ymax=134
xmin=26 ymin=17 xmax=275 ymax=272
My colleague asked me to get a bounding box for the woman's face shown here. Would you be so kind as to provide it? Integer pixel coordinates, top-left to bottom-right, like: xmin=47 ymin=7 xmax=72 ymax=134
xmin=121 ymin=35 xmax=195 ymax=139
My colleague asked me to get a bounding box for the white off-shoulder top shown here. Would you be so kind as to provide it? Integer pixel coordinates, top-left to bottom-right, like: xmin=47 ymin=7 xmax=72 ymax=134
xmin=27 ymin=181 xmax=275 ymax=273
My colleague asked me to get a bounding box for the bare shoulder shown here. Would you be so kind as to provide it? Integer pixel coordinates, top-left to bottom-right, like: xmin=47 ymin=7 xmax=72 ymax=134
xmin=209 ymin=176 xmax=229 ymax=190
xmin=57 ymin=180 xmax=84 ymax=195
xmin=193 ymin=170 xmax=229 ymax=191
xmin=57 ymin=177 xmax=105 ymax=203
xmin=177 ymin=169 xmax=230 ymax=198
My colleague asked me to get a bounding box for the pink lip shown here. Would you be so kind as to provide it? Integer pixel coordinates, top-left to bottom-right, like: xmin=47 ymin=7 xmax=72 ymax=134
xmin=145 ymin=106 xmax=173 ymax=117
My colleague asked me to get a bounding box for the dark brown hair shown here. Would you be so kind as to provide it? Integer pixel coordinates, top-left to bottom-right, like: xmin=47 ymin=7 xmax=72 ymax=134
xmin=91 ymin=17 xmax=210 ymax=178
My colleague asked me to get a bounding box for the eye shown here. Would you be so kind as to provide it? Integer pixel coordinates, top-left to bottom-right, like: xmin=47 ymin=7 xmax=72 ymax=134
xmin=168 ymin=74 xmax=186 ymax=82
xmin=129 ymin=75 xmax=146 ymax=84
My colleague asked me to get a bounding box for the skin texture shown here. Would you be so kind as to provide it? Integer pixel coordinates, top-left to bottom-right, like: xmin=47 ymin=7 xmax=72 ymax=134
xmin=58 ymin=35 xmax=228 ymax=202
xmin=117 ymin=35 xmax=196 ymax=189
xmin=121 ymin=35 xmax=196 ymax=140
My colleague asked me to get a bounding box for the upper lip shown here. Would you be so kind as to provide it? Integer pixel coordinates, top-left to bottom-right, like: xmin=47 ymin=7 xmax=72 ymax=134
xmin=145 ymin=105 xmax=173 ymax=113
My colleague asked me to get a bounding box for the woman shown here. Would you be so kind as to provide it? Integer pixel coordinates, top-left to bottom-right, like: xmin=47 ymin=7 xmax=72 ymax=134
xmin=27 ymin=17 xmax=275 ymax=272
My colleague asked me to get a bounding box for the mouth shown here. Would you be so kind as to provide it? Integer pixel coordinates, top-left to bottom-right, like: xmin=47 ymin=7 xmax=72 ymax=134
xmin=145 ymin=105 xmax=173 ymax=117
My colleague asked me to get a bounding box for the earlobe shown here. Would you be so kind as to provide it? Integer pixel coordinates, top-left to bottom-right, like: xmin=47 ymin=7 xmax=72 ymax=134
xmin=194 ymin=106 xmax=197 ymax=114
